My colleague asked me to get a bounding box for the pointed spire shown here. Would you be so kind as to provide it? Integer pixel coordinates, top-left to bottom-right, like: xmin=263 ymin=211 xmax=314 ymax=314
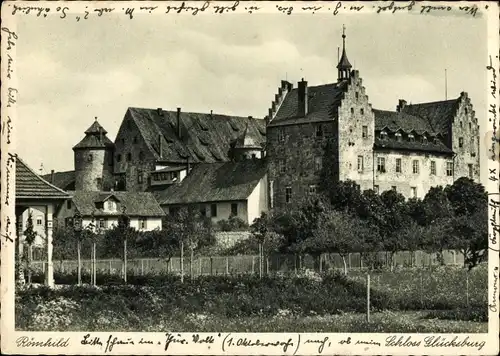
xmin=337 ymin=25 xmax=352 ymax=81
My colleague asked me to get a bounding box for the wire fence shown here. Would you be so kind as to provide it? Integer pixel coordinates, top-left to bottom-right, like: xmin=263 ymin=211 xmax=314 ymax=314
xmin=30 ymin=249 xmax=464 ymax=276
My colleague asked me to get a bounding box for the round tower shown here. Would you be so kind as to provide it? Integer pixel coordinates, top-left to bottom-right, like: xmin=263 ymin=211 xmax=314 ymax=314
xmin=73 ymin=117 xmax=115 ymax=191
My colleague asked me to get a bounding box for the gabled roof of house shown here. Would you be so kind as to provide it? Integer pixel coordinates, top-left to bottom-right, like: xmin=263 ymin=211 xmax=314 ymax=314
xmin=400 ymin=98 xmax=461 ymax=134
xmin=42 ymin=170 xmax=76 ymax=191
xmin=234 ymin=123 xmax=262 ymax=149
xmin=156 ymin=159 xmax=267 ymax=205
xmin=73 ymin=119 xmax=115 ymax=150
xmin=373 ymin=109 xmax=437 ymax=134
xmin=69 ymin=191 xmax=164 ymax=217
xmin=374 ymin=138 xmax=453 ymax=154
xmin=16 ymin=156 xmax=71 ymax=200
xmin=268 ymin=81 xmax=349 ymax=127
xmin=125 ymin=108 xmax=266 ymax=163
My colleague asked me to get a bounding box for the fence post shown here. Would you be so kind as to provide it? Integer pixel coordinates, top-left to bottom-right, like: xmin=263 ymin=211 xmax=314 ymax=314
xmin=319 ymin=254 xmax=323 ymax=274
xmin=251 ymin=256 xmax=255 ymax=274
xmin=61 ymin=260 xmax=65 ymax=274
xmin=210 ymin=256 xmax=213 ymax=276
xmin=420 ymin=271 xmax=423 ymax=308
xmin=466 ymin=270 xmax=470 ymax=308
xmin=225 ymin=257 xmax=229 ymax=275
xmin=348 ymin=253 xmax=351 ymax=269
xmin=199 ymin=257 xmax=202 ymax=277
xmin=170 ymin=258 xmax=173 ymax=273
xmin=109 ymin=260 xmax=112 ymax=274
xmin=266 ymin=257 xmax=270 ymax=275
xmin=294 ymin=254 xmax=297 ymax=275
xmin=141 ymin=259 xmax=144 ymax=276
xmin=366 ymin=273 xmax=371 ymax=323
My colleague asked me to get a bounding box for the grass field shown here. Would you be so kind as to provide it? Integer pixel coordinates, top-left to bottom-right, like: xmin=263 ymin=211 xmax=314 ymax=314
xmin=16 ymin=266 xmax=487 ymax=333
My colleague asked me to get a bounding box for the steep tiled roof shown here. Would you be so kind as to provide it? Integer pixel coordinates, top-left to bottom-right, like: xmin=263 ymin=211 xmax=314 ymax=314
xmin=373 ymin=109 xmax=436 ymax=134
xmin=16 ymin=156 xmax=71 ymax=200
xmin=157 ymin=159 xmax=267 ymax=205
xmin=234 ymin=124 xmax=262 ymax=149
xmin=268 ymin=82 xmax=348 ymax=127
xmin=73 ymin=119 xmax=115 ymax=150
xmin=127 ymin=108 xmax=266 ymax=163
xmin=69 ymin=191 xmax=164 ymax=217
xmin=401 ymin=98 xmax=460 ymax=134
xmin=374 ymin=138 xmax=453 ymax=154
xmin=42 ymin=170 xmax=75 ymax=191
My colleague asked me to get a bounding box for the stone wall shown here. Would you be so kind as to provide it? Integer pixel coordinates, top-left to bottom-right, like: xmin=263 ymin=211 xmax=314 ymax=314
xmin=451 ymin=92 xmax=481 ymax=183
xmin=74 ymin=148 xmax=114 ymax=191
xmin=215 ymin=231 xmax=251 ymax=249
xmin=114 ymin=111 xmax=157 ymax=192
xmin=267 ymin=121 xmax=336 ymax=209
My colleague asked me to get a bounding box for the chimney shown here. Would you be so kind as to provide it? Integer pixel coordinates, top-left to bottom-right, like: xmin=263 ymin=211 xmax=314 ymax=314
xmin=157 ymin=108 xmax=163 ymax=116
xmin=50 ymin=169 xmax=55 ymax=183
xmin=177 ymin=107 xmax=182 ymax=138
xmin=297 ymin=78 xmax=308 ymax=117
xmin=397 ymin=99 xmax=407 ymax=112
xmin=158 ymin=134 xmax=163 ymax=158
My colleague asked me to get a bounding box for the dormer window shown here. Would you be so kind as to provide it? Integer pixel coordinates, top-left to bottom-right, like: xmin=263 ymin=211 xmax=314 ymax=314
xmin=380 ymin=131 xmax=388 ymax=140
xmin=107 ymin=200 xmax=114 ymax=211
xmin=395 ymin=132 xmax=402 ymax=142
xmin=408 ymin=134 xmax=415 ymax=142
xmin=278 ymin=129 xmax=285 ymax=142
xmin=422 ymin=136 xmax=428 ymax=144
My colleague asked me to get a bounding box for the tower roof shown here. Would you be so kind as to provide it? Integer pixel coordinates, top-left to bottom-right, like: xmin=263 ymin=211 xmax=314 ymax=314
xmin=336 ymin=25 xmax=352 ymax=70
xmin=234 ymin=123 xmax=262 ymax=149
xmin=73 ymin=117 xmax=114 ymax=150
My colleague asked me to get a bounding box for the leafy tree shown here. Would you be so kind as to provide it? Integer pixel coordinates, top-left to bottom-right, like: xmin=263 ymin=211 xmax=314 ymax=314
xmin=299 ymin=210 xmax=371 ymax=275
xmin=216 ymin=216 xmax=249 ymax=231
xmin=23 ymin=211 xmax=38 ymax=284
xmin=419 ymin=218 xmax=453 ymax=265
xmin=422 ymin=186 xmax=454 ymax=225
xmin=136 ymin=226 xmax=180 ymax=272
xmin=445 ymin=177 xmax=487 ymax=217
xmin=250 ymin=212 xmax=285 ymax=277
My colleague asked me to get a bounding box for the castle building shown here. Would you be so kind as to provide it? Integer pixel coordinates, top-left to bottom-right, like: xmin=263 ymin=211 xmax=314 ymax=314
xmin=46 ymin=29 xmax=480 ymax=218
xmin=265 ymin=29 xmax=480 ymax=208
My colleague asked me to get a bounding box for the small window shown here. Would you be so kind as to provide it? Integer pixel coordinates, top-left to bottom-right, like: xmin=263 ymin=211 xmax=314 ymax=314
xmin=350 ymin=108 xmax=354 ymax=115
xmin=139 ymin=218 xmax=147 ymax=230
xmin=88 ymin=154 xmax=93 ymax=162
xmin=279 ymin=159 xmax=286 ymax=174
xmin=107 ymin=201 xmax=114 ymax=211
xmin=231 ymin=203 xmax=238 ymax=216
xmin=127 ymin=153 xmax=132 ymax=161
xmin=170 ymin=172 xmax=178 ymax=180
xmin=360 ymin=108 xmax=364 ymax=115
xmin=357 ymin=156 xmax=364 ymax=172
xmin=362 ymin=125 xmax=368 ymax=138
xmin=251 ymin=153 xmax=256 ymax=159
xmin=412 ymin=160 xmax=419 ymax=174
xmin=137 ymin=170 xmax=143 ymax=184
xmin=430 ymin=161 xmax=436 ymax=175
xmin=96 ymin=178 xmax=102 ymax=189
xmin=117 ymin=154 xmax=122 ymax=162
xmin=374 ymin=185 xmax=379 ymax=194
xmin=411 ymin=187 xmax=417 ymax=198
xmin=465 ymin=107 xmax=468 ymax=115
xmin=314 ymin=156 xmax=323 ymax=173
xmin=422 ymin=136 xmax=428 ymax=144
xmin=395 ymin=158 xmax=402 ymax=173
xmin=133 ymin=136 xmax=138 ymax=144
xmin=468 ymin=164 xmax=473 ymax=178
xmin=470 ymin=137 xmax=475 ymax=154
xmin=355 ymin=92 xmax=359 ymax=101
xmin=446 ymin=162 xmax=453 ymax=177
xmin=469 ymin=122 xmax=472 ymax=130
xmin=459 ymin=137 xmax=464 ymax=148
xmin=377 ymin=157 xmax=386 ymax=173
xmin=278 ymin=129 xmax=285 ymax=142
xmin=139 ymin=151 xmax=145 ymax=160
xmin=36 ymin=217 xmax=43 ymax=226
xmin=395 ymin=132 xmax=402 ymax=142
xmin=285 ymin=187 xmax=292 ymax=203
xmin=309 ymin=185 xmax=317 ymax=194
xmin=408 ymin=134 xmax=415 ymax=142
xmin=459 ymin=121 xmax=463 ymax=128
xmin=67 ymin=200 xmax=72 ymax=209
xmin=316 ymin=124 xmax=323 ymax=137
xmin=99 ymin=219 xmax=107 ymax=229
xmin=380 ymin=131 xmax=388 ymax=140
xmin=121 ymin=138 xmax=125 ymax=144
xmin=211 ymin=204 xmax=217 ymax=217
xmin=200 ymin=205 xmax=207 ymax=217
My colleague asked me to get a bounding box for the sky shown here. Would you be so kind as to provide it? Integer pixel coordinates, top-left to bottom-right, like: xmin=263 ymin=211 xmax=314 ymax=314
xmin=14 ymin=7 xmax=489 ymax=181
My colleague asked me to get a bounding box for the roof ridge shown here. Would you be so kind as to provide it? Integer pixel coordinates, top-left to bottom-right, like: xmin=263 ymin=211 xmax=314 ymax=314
xmin=405 ymin=97 xmax=460 ymax=106
xmin=16 ymin=156 xmax=71 ymax=197
xmin=129 ymin=107 xmax=263 ymax=120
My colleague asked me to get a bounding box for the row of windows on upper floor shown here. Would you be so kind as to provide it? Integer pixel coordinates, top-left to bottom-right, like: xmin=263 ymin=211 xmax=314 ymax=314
xmin=370 ymin=156 xmax=474 ymax=179
xmin=116 ymin=151 xmax=146 ymax=162
xmin=64 ymin=217 xmax=148 ymax=229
